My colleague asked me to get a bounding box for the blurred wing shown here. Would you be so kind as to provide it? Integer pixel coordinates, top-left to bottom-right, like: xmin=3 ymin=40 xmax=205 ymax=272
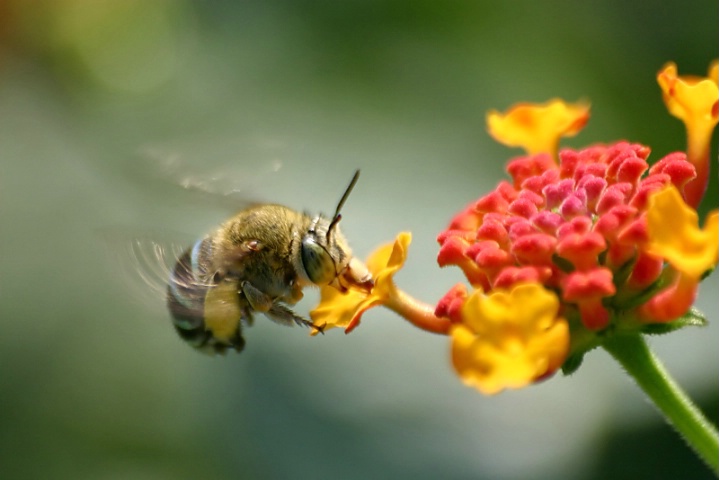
xmin=142 ymin=148 xmax=281 ymax=200
xmin=100 ymin=228 xmax=205 ymax=312
xmin=130 ymin=136 xmax=286 ymax=210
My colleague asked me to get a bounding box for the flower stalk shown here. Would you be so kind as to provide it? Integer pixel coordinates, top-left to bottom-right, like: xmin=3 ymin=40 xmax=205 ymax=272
xmin=602 ymin=334 xmax=719 ymax=473
xmin=384 ymin=289 xmax=452 ymax=335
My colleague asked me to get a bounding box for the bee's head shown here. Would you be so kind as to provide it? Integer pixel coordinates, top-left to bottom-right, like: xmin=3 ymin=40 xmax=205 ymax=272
xmin=300 ymin=214 xmax=349 ymax=286
xmin=299 ymin=171 xmax=372 ymax=291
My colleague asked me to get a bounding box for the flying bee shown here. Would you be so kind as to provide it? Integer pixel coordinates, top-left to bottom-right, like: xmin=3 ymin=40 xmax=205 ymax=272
xmin=163 ymin=170 xmax=373 ymax=354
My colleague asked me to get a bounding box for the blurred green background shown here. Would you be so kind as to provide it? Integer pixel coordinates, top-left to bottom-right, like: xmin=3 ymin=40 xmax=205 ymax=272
xmin=1 ymin=1 xmax=717 ymax=479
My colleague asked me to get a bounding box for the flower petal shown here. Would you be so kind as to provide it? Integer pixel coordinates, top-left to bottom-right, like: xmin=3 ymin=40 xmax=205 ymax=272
xmin=657 ymin=61 xmax=718 ymax=132
xmin=657 ymin=61 xmax=719 ymax=207
xmin=487 ymin=99 xmax=590 ymax=156
xmin=451 ymin=283 xmax=569 ymax=394
xmin=645 ymin=185 xmax=718 ymax=279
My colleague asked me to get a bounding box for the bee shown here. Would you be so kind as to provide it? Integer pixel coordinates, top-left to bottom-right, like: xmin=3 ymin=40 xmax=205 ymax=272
xmin=164 ymin=170 xmax=372 ymax=354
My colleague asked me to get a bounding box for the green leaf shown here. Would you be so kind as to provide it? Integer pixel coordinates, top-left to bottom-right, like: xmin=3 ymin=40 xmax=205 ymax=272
xmin=641 ymin=308 xmax=708 ymax=335
xmin=561 ymin=352 xmax=585 ymax=375
xmin=552 ymin=253 xmax=575 ymax=273
xmin=700 ymin=266 xmax=715 ymax=281
xmin=612 ymin=278 xmax=663 ymax=310
xmin=597 ymin=248 xmax=608 ymax=267
xmin=611 ymin=255 xmax=637 ymax=288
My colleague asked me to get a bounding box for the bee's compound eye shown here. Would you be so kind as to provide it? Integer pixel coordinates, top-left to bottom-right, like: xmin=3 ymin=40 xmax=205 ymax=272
xmin=300 ymin=237 xmax=336 ymax=285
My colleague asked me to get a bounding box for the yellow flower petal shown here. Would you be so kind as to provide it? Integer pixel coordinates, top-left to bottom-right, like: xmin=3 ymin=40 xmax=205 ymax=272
xmin=371 ymin=233 xmax=410 ymax=293
xmin=486 ymin=99 xmax=590 ymax=156
xmin=657 ymin=61 xmax=718 ymax=207
xmin=645 ymin=185 xmax=719 ymax=278
xmin=451 ymin=283 xmax=569 ymax=395
xmin=709 ymin=60 xmax=719 ymax=87
xmin=309 ymin=286 xmax=368 ymax=334
xmin=365 ymin=242 xmax=395 ymax=274
xmin=310 ymin=232 xmax=411 ymax=333
xmin=657 ymin=61 xmax=718 ymax=134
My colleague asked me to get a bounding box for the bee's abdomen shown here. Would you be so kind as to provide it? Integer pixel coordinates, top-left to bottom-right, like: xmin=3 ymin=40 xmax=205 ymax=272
xmin=166 ymin=238 xmax=244 ymax=354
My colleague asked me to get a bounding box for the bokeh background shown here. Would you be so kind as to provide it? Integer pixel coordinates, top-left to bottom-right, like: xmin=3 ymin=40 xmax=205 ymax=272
xmin=1 ymin=1 xmax=717 ymax=479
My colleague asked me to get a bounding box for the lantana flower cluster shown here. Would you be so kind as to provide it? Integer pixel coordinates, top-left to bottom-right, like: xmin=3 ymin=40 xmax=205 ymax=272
xmin=436 ymin=136 xmax=717 ymax=392
xmin=311 ymin=61 xmax=718 ymax=396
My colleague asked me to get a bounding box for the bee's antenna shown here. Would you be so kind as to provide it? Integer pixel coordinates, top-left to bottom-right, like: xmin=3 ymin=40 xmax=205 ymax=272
xmin=327 ymin=170 xmax=360 ymax=240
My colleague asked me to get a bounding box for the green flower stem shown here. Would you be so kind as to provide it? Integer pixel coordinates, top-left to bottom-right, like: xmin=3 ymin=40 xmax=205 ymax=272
xmin=603 ymin=334 xmax=719 ymax=473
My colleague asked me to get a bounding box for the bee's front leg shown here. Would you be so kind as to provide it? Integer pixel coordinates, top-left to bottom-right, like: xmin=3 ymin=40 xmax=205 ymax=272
xmin=241 ymin=281 xmax=322 ymax=333
xmin=240 ymin=280 xmax=274 ymax=313
xmin=265 ymin=303 xmax=323 ymax=333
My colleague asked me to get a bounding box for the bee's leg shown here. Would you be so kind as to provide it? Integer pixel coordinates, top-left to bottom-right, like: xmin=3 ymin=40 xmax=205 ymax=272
xmin=265 ymin=303 xmax=306 ymax=326
xmin=204 ymin=278 xmax=247 ymax=347
xmin=311 ymin=322 xmax=326 ymax=334
xmin=241 ymin=281 xmax=323 ymax=333
xmin=239 ymin=302 xmax=255 ymax=327
xmin=265 ymin=303 xmax=324 ymax=334
xmin=240 ymin=281 xmax=274 ymax=313
xmin=227 ymin=332 xmax=246 ymax=353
